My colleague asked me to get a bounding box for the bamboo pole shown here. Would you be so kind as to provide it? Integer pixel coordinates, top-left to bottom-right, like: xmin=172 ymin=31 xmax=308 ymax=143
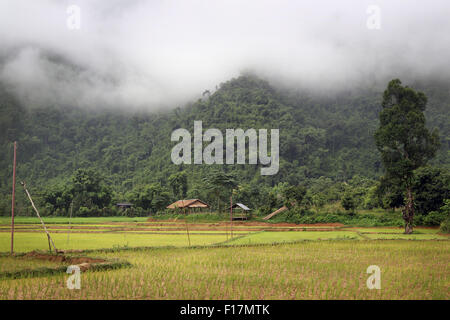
xmin=185 ymin=219 xmax=191 ymax=246
xmin=10 ymin=142 xmax=17 ymax=255
xmin=21 ymin=181 xmax=58 ymax=253
xmin=67 ymin=201 xmax=73 ymax=246
xmin=226 ymin=218 xmax=228 ymax=241
xmin=230 ymin=194 xmax=233 ymax=239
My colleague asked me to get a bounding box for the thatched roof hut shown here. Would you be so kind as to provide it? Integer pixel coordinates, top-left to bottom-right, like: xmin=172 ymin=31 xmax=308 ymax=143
xmin=166 ymin=199 xmax=209 ymax=210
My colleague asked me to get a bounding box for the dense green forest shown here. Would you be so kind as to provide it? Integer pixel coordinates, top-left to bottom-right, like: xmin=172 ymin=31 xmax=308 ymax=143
xmin=0 ymin=75 xmax=449 ymax=226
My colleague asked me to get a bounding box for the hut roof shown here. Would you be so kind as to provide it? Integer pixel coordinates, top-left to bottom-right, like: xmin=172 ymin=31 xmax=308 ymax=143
xmin=228 ymin=203 xmax=251 ymax=211
xmin=166 ymin=199 xmax=209 ymax=209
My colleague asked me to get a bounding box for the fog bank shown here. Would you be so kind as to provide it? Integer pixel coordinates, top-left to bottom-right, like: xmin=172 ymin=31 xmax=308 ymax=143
xmin=1 ymin=0 xmax=449 ymax=109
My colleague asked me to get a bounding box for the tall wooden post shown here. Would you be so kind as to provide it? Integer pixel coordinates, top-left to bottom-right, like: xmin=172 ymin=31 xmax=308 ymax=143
xmin=230 ymin=194 xmax=233 ymax=239
xmin=10 ymin=142 xmax=17 ymax=255
xmin=67 ymin=201 xmax=73 ymax=246
xmin=185 ymin=219 xmax=191 ymax=247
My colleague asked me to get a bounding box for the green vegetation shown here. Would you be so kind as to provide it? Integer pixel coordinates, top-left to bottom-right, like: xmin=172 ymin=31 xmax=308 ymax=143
xmin=438 ymin=199 xmax=450 ymax=233
xmin=0 ymin=253 xmax=132 ymax=280
xmin=268 ymin=208 xmax=404 ymax=227
xmin=0 ymin=42 xmax=448 ymax=301
xmin=1 ymin=218 xmax=446 ymax=253
xmin=0 ymin=255 xmax=64 ymax=274
xmin=362 ymin=233 xmax=447 ymax=240
xmin=441 ymin=218 xmax=450 ymax=233
xmin=0 ymin=76 xmax=448 ymax=231
xmin=375 ymin=79 xmax=440 ymax=233
xmin=341 ymin=192 xmax=356 ymax=213
xmin=348 ymin=227 xmax=440 ymax=234
xmin=0 ymin=218 xmax=447 ymax=299
xmin=226 ymin=231 xmax=362 ymax=244
xmin=0 ymin=216 xmax=149 ymax=224
xmin=0 ymin=241 xmax=448 ymax=299
xmin=0 ymin=231 xmax=227 ymax=253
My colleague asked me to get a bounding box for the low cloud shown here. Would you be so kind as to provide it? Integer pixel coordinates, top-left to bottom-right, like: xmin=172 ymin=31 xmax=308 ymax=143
xmin=1 ymin=0 xmax=449 ymax=109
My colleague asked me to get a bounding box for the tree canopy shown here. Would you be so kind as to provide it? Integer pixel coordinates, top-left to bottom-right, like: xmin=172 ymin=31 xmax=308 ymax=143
xmin=375 ymin=79 xmax=440 ymax=233
xmin=0 ymin=75 xmax=448 ymax=220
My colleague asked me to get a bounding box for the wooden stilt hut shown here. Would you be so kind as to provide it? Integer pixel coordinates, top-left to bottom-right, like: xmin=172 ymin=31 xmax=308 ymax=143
xmin=227 ymin=203 xmax=251 ymax=220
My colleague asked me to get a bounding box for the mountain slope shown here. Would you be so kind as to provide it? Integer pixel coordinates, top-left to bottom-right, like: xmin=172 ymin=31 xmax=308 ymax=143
xmin=0 ymin=75 xmax=448 ymax=214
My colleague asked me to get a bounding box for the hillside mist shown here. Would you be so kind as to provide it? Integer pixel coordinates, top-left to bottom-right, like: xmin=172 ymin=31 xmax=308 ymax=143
xmin=0 ymin=75 xmax=449 ymax=214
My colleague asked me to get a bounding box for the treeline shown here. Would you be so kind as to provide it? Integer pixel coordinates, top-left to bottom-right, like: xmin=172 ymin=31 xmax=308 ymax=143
xmin=0 ymin=75 xmax=449 ymax=226
xmin=8 ymin=165 xmax=449 ymax=228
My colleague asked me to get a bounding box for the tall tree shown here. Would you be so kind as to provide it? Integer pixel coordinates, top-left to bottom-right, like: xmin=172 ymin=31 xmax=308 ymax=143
xmin=202 ymin=171 xmax=237 ymax=212
xmin=168 ymin=171 xmax=188 ymax=199
xmin=282 ymin=185 xmax=307 ymax=209
xmin=375 ymin=79 xmax=440 ymax=233
xmin=71 ymin=168 xmax=112 ymax=215
xmin=341 ymin=192 xmax=356 ymax=214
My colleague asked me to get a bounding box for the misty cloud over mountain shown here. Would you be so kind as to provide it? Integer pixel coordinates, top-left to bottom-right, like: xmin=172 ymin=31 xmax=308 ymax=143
xmin=1 ymin=0 xmax=449 ymax=109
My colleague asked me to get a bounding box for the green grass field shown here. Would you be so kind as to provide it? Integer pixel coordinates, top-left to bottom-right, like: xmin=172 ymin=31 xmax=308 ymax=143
xmin=0 ymin=217 xmax=149 ymax=224
xmin=0 ymin=232 xmax=228 ymax=252
xmin=0 ymin=241 xmax=448 ymax=299
xmin=346 ymin=227 xmax=441 ymax=234
xmin=0 ymin=256 xmax=65 ymax=274
xmin=1 ymin=222 xmax=445 ymax=252
xmin=227 ymin=231 xmax=362 ymax=244
xmin=0 ymin=217 xmax=448 ymax=300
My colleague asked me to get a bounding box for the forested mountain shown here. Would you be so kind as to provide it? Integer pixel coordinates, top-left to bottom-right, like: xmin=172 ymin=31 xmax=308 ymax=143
xmin=0 ymin=75 xmax=449 ymax=216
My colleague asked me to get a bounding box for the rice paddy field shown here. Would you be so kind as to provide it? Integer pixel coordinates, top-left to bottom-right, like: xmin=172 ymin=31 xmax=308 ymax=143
xmin=0 ymin=217 xmax=448 ymax=300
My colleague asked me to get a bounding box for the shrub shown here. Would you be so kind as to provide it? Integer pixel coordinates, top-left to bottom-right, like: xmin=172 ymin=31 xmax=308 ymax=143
xmin=341 ymin=193 xmax=356 ymax=214
xmin=422 ymin=210 xmax=447 ymax=226
xmin=282 ymin=207 xmax=304 ymax=224
xmin=440 ymin=218 xmax=450 ymax=233
xmin=77 ymin=206 xmax=90 ymax=217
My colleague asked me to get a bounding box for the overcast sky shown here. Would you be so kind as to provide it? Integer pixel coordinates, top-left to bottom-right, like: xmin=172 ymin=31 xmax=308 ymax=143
xmin=0 ymin=0 xmax=449 ymax=109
